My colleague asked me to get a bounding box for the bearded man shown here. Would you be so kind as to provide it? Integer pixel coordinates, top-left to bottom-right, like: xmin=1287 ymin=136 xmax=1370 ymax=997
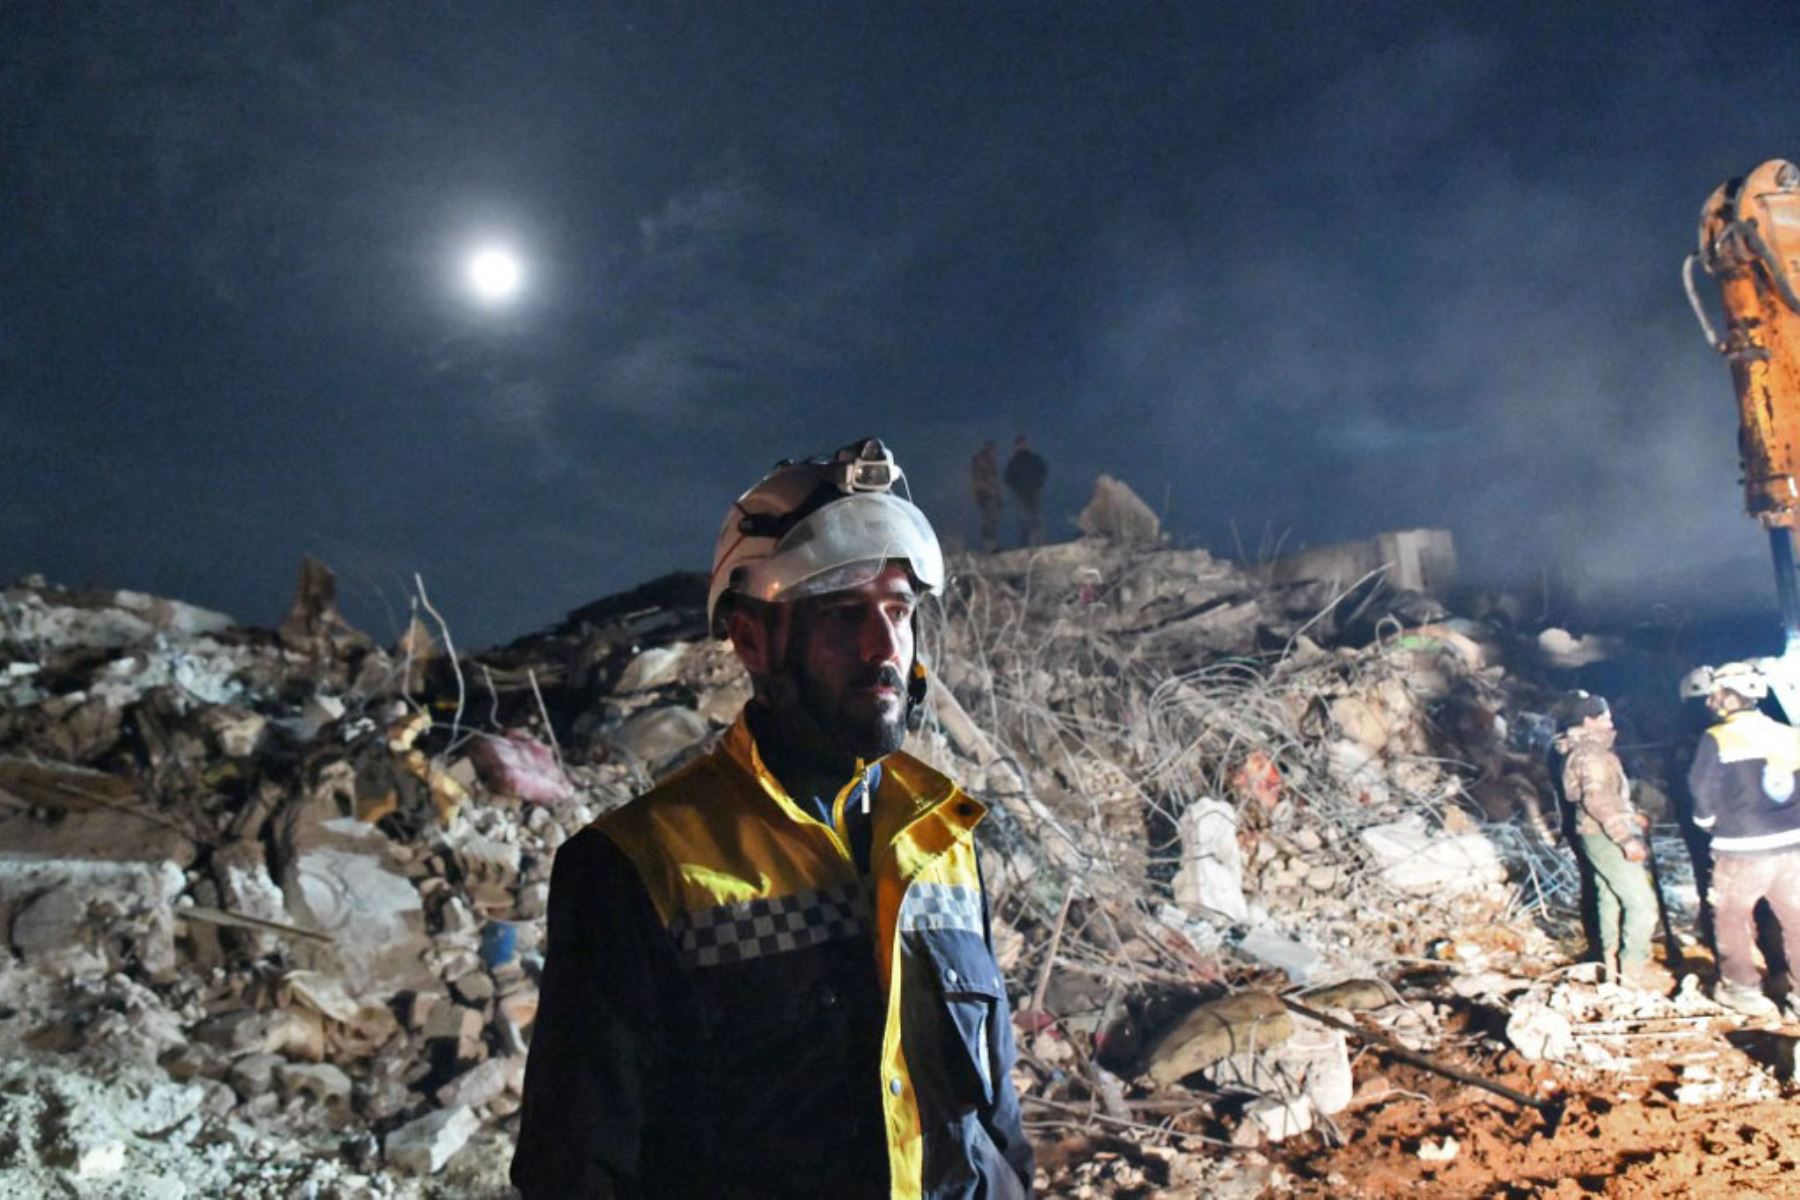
xmin=513 ymin=439 xmax=1033 ymax=1199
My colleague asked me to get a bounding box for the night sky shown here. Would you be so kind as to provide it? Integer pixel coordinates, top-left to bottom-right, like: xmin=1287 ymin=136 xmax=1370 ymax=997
xmin=7 ymin=4 xmax=1800 ymax=646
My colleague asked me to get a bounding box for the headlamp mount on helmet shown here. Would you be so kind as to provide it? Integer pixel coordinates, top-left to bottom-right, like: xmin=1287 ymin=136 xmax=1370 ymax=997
xmin=707 ymin=437 xmax=945 ymax=639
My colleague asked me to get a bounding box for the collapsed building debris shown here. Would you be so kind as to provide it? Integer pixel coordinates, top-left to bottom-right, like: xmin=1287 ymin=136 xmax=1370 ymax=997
xmin=0 ymin=537 xmax=1787 ymax=1196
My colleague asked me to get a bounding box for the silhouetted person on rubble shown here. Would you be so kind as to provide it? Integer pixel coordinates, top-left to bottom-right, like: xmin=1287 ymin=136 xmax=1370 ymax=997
xmin=513 ymin=438 xmax=1032 ymax=1199
xmin=971 ymin=439 xmax=1004 ymax=552
xmin=1003 ymin=435 xmax=1047 ymax=547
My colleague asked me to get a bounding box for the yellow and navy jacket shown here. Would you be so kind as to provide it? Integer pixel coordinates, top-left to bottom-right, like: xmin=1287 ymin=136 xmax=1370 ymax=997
xmin=1689 ymin=709 xmax=1800 ymax=855
xmin=512 ymin=714 xmax=1033 ymax=1199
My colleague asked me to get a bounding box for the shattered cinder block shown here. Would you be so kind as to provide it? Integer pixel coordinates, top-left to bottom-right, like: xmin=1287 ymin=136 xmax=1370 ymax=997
xmin=274 ymin=1061 xmax=353 ymax=1113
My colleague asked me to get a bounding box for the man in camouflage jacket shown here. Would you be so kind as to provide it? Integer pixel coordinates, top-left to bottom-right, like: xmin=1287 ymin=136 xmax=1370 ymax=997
xmin=1551 ymin=691 xmax=1660 ymax=987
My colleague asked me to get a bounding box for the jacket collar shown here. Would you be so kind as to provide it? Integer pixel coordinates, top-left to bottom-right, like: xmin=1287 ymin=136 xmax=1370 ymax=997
xmin=720 ymin=711 xmax=978 ymax=832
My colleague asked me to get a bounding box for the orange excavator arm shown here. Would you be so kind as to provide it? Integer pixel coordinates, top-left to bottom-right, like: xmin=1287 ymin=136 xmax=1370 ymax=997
xmin=1688 ymin=159 xmax=1800 ymax=643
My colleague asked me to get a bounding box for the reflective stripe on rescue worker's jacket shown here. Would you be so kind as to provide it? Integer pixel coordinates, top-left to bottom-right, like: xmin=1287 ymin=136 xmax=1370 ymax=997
xmin=512 ymin=714 xmax=1033 ymax=1199
xmin=1690 ymin=709 xmax=1800 ymax=854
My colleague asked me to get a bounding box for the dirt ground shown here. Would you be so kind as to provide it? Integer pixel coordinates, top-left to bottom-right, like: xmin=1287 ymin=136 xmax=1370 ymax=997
xmin=1280 ymin=1049 xmax=1800 ymax=1198
xmin=1033 ymin=937 xmax=1800 ymax=1200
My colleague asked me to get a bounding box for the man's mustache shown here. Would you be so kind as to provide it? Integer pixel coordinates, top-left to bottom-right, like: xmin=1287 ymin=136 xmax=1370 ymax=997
xmin=851 ymin=664 xmax=906 ymax=690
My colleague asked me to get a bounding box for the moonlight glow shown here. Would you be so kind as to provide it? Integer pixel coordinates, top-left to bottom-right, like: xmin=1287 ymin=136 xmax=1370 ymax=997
xmin=464 ymin=245 xmax=524 ymax=304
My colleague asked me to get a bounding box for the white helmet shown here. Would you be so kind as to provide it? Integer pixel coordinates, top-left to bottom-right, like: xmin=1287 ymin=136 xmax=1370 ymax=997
xmin=707 ymin=438 xmax=945 ymax=637
xmin=1680 ymin=660 xmax=1770 ymax=701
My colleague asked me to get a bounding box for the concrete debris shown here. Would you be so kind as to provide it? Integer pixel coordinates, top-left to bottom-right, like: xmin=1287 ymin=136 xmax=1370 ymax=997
xmin=1242 ymin=1095 xmax=1315 ymax=1142
xmin=274 ymin=798 xmax=435 ymax=998
xmin=1075 ymin=474 xmax=1162 ymax=544
xmin=1265 ymin=527 xmax=1456 ymax=594
xmin=385 ymin=1104 xmax=480 ymax=1175
xmin=1505 ymin=1000 xmax=1576 ymax=1061
xmin=606 ymin=703 xmax=710 ymax=772
xmin=1172 ymin=797 xmax=1248 ymax=922
xmin=1416 ymin=1135 xmax=1459 ymax=1162
xmin=0 ymin=537 xmax=1725 ymax=1192
xmin=1359 ymin=816 xmax=1508 ymax=895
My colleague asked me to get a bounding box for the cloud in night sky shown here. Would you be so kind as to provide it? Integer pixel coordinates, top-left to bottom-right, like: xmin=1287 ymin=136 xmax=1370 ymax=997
xmin=5 ymin=4 xmax=1800 ymax=643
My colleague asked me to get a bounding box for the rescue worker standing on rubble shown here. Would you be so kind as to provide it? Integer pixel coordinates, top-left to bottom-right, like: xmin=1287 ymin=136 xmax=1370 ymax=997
xmin=1684 ymin=660 xmax=1800 ymax=1019
xmin=1002 ymin=436 xmax=1047 ymax=548
xmin=1550 ymin=691 xmax=1663 ymax=989
xmin=970 ymin=440 xmax=1004 ymax=554
xmin=512 ymin=438 xmax=1033 ymax=1199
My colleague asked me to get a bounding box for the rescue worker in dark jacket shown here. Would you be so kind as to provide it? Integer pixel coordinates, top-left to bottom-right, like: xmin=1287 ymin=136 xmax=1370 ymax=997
xmin=1002 ymin=437 xmax=1047 ymax=548
xmin=513 ymin=438 xmax=1034 ymax=1199
xmin=1684 ymin=659 xmax=1800 ymax=1019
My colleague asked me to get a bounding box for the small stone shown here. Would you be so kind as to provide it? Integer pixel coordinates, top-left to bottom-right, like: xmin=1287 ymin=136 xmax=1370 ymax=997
xmin=513 ymin=881 xmax=550 ymax=920
xmin=438 ymin=896 xmax=478 ymax=936
xmin=401 ymin=990 xmax=443 ymax=1033
xmin=385 ymin=1105 xmax=480 ymax=1175
xmin=227 ymin=1053 xmax=284 ymax=1100
xmin=453 ymin=972 xmax=495 ymax=1005
xmin=424 ymin=1003 xmax=483 ymax=1044
xmin=497 ymin=985 xmax=539 ymax=1030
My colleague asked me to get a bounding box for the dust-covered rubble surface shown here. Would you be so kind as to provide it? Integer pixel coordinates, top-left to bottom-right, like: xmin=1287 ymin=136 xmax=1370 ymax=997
xmin=1 ymin=528 xmax=1794 ymax=1197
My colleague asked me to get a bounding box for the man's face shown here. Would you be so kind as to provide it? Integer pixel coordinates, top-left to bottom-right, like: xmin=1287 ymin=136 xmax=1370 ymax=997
xmin=786 ymin=564 xmax=918 ymax=761
xmin=1581 ymin=711 xmax=1613 ymax=734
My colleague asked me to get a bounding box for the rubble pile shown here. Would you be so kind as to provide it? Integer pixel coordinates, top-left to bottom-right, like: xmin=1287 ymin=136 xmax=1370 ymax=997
xmin=0 ymin=565 xmax=644 ymax=1197
xmin=0 ymin=530 xmax=1750 ymax=1196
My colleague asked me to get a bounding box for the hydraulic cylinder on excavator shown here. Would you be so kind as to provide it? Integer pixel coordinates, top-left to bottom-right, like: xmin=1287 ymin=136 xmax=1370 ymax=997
xmin=1687 ymin=158 xmax=1800 ymax=647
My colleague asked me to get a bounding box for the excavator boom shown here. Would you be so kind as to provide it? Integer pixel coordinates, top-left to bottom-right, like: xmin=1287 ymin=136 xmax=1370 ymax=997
xmin=1689 ymin=158 xmax=1800 ymax=643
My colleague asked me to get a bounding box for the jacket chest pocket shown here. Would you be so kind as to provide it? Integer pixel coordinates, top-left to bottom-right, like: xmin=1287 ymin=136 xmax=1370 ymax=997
xmin=920 ymin=930 xmax=1007 ymax=1107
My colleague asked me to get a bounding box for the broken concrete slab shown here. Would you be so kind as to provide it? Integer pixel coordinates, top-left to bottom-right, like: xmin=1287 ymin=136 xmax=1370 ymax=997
xmin=1359 ymin=816 xmax=1507 ymax=895
xmin=1242 ymin=1094 xmax=1315 ymax=1142
xmin=1172 ymin=798 xmax=1248 ymax=923
xmin=273 ymin=794 xmax=433 ymax=1001
xmin=0 ymin=759 xmax=197 ymax=866
xmin=3 ymin=857 xmax=187 ymax=980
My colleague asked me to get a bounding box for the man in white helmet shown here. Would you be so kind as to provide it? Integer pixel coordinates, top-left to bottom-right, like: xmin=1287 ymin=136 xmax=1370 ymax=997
xmin=1684 ymin=660 xmax=1800 ymax=1019
xmin=514 ymin=439 xmax=1033 ymax=1199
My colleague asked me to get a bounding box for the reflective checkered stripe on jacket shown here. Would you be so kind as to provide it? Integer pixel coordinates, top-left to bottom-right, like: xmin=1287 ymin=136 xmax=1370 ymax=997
xmin=669 ymin=882 xmax=871 ymax=968
xmin=899 ymin=882 xmax=983 ymax=934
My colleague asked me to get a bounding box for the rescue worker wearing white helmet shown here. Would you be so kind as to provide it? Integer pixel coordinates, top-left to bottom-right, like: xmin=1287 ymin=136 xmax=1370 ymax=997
xmin=514 ymin=439 xmax=1033 ymax=1199
xmin=1684 ymin=659 xmax=1800 ymax=1019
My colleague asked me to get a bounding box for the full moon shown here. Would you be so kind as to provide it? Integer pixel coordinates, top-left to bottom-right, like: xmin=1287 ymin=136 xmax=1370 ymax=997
xmin=464 ymin=245 xmax=524 ymax=304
